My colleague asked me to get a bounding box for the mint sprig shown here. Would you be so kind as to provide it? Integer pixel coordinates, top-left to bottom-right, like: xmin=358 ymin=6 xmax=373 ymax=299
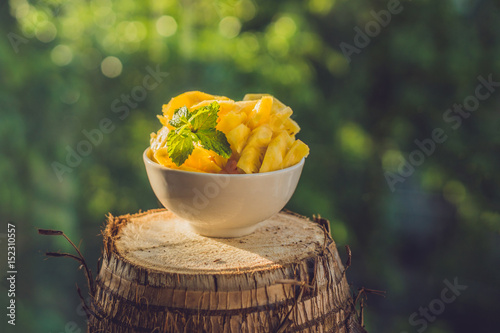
xmin=166 ymin=101 xmax=232 ymax=166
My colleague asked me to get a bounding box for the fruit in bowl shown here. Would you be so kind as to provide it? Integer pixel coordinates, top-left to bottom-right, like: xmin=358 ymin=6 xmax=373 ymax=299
xmin=143 ymin=150 xmax=305 ymax=237
xmin=143 ymin=91 xmax=309 ymax=237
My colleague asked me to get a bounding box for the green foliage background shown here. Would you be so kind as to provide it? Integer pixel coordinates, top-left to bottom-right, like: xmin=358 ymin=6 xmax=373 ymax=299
xmin=1 ymin=0 xmax=499 ymax=332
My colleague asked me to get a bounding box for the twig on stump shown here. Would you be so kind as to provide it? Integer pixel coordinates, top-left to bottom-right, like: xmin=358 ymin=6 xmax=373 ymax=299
xmin=313 ymin=214 xmax=331 ymax=235
xmin=354 ymin=287 xmax=386 ymax=328
xmin=344 ymin=245 xmax=352 ymax=273
xmin=38 ymin=228 xmax=95 ymax=298
xmin=275 ymin=281 xmax=308 ymax=333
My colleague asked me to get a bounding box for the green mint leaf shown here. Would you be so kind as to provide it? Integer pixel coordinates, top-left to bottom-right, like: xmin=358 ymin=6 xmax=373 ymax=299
xmin=196 ymin=129 xmax=232 ymax=158
xmin=169 ymin=106 xmax=192 ymax=128
xmin=166 ymin=101 xmax=232 ymax=167
xmin=190 ymin=102 xmax=219 ymax=131
xmin=166 ymin=129 xmax=194 ymax=166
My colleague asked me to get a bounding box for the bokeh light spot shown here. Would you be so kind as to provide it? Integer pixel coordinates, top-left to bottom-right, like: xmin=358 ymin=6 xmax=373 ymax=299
xmin=14 ymin=3 xmax=30 ymax=19
xmin=156 ymin=16 xmax=178 ymax=37
xmin=308 ymin=0 xmax=335 ymax=14
xmin=62 ymin=18 xmax=84 ymax=40
xmin=101 ymin=56 xmax=123 ymax=78
xmin=35 ymin=21 xmax=57 ymax=43
xmin=236 ymin=32 xmax=260 ymax=59
xmin=51 ymin=45 xmax=73 ymax=66
xmin=237 ymin=0 xmax=257 ymax=21
xmin=443 ymin=180 xmax=466 ymax=204
xmin=219 ymin=16 xmax=241 ymax=39
xmin=326 ymin=51 xmax=349 ymax=76
xmin=102 ymin=32 xmax=120 ymax=53
xmin=420 ymin=168 xmax=443 ymax=191
xmin=339 ymin=123 xmax=372 ymax=159
xmin=267 ymin=35 xmax=289 ymax=57
xmin=122 ymin=21 xmax=147 ymax=42
xmin=274 ymin=16 xmax=297 ymax=38
xmin=94 ymin=5 xmax=115 ymax=28
xmin=382 ymin=149 xmax=404 ymax=172
xmin=480 ymin=211 xmax=500 ymax=233
xmin=331 ymin=221 xmax=348 ymax=245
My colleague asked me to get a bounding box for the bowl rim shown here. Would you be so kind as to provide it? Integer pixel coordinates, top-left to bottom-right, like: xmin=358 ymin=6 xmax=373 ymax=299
xmin=143 ymin=147 xmax=305 ymax=177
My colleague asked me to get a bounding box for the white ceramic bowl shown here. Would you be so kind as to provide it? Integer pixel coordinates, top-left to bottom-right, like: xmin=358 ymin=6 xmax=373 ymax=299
xmin=143 ymin=148 xmax=304 ymax=238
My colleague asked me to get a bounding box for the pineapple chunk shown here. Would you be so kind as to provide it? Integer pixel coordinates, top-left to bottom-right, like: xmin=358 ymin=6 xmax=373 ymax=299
xmin=237 ymin=146 xmax=261 ymax=174
xmin=217 ymin=111 xmax=248 ymax=135
xmin=245 ymin=125 xmax=273 ymax=148
xmin=157 ymin=115 xmax=169 ymax=127
xmin=183 ymin=146 xmax=224 ymax=173
xmin=259 ymin=131 xmax=294 ymax=173
xmin=162 ymin=91 xmax=224 ymax=129
xmin=150 ymin=126 xmax=170 ymax=152
xmin=211 ymin=154 xmax=228 ymax=170
xmin=227 ymin=123 xmax=251 ymax=154
xmin=147 ymin=146 xmax=157 ymax=163
xmin=190 ymin=99 xmax=235 ymax=119
xmin=270 ymin=97 xmax=286 ymax=113
xmin=154 ymin=147 xmax=176 ymax=168
xmin=247 ymin=96 xmax=273 ymax=129
xmin=154 ymin=146 xmax=224 ymax=173
xmin=282 ymin=140 xmax=309 ymax=169
xmin=283 ymin=117 xmax=301 ymax=136
xmin=234 ymin=100 xmax=258 ymax=114
xmin=274 ymin=106 xmax=293 ymax=118
xmin=269 ymin=107 xmax=293 ymax=133
xmin=243 ymin=94 xmax=286 ymax=113
xmin=237 ymin=125 xmax=273 ymax=173
xmin=243 ymin=93 xmax=271 ymax=101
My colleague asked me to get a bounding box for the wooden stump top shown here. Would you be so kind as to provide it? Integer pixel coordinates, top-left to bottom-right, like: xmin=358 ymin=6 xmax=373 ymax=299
xmin=105 ymin=209 xmax=331 ymax=275
xmin=91 ymin=209 xmax=366 ymax=332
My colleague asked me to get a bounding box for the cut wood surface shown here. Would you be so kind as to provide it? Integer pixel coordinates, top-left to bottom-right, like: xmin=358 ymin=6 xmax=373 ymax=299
xmin=88 ymin=209 xmax=366 ymax=333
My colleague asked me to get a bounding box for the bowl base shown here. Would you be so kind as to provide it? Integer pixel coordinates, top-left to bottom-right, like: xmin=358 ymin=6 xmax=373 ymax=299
xmin=189 ymin=223 xmax=261 ymax=238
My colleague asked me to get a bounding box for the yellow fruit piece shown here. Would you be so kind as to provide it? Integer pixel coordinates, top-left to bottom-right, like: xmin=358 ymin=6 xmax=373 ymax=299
xmin=247 ymin=96 xmax=273 ymax=129
xmin=282 ymin=140 xmax=309 ymax=169
xmin=245 ymin=125 xmax=273 ymax=148
xmin=155 ymin=147 xmax=201 ymax=172
xmin=234 ymin=100 xmax=258 ymax=114
xmin=283 ymin=117 xmax=301 ymax=136
xmin=150 ymin=126 xmax=170 ymax=152
xmin=237 ymin=146 xmax=261 ymax=174
xmin=154 ymin=146 xmax=224 ymax=173
xmin=154 ymin=147 xmax=176 ymax=168
xmin=190 ymin=99 xmax=235 ymax=119
xmin=269 ymin=107 xmax=293 ymax=133
xmin=259 ymin=131 xmax=294 ymax=173
xmin=226 ymin=123 xmax=251 ymax=155
xmin=217 ymin=111 xmax=248 ymax=135
xmin=157 ymin=115 xmax=168 ymax=126
xmin=243 ymin=93 xmax=270 ymax=101
xmin=270 ymin=97 xmax=286 ymax=113
xmin=184 ymin=147 xmax=224 ymax=173
xmin=162 ymin=91 xmax=215 ymax=121
xmin=147 ymin=146 xmax=158 ymax=163
xmin=162 ymin=91 xmax=230 ymax=129
xmin=237 ymin=125 xmax=273 ymax=173
xmin=211 ymin=154 xmax=228 ymax=170
xmin=259 ymin=145 xmax=281 ymax=173
xmin=243 ymin=94 xmax=286 ymax=113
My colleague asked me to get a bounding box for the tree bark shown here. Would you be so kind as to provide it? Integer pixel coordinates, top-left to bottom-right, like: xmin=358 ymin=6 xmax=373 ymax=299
xmin=87 ymin=209 xmax=366 ymax=333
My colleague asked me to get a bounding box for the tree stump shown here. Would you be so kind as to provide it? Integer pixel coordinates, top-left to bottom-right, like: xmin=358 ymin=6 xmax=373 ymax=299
xmin=88 ymin=209 xmax=365 ymax=332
